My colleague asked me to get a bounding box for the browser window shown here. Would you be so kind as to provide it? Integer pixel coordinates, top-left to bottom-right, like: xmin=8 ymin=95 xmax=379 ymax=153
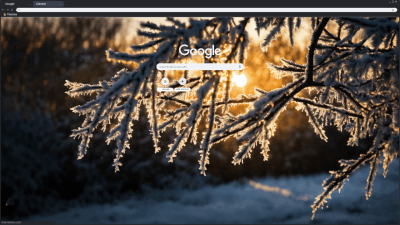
xmin=1 ymin=0 xmax=399 ymax=224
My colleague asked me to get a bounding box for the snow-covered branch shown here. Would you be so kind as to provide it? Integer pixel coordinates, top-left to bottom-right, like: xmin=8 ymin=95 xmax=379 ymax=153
xmin=66 ymin=17 xmax=399 ymax=219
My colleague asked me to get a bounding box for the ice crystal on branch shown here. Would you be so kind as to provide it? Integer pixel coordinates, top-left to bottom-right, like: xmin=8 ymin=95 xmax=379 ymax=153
xmin=66 ymin=17 xmax=399 ymax=218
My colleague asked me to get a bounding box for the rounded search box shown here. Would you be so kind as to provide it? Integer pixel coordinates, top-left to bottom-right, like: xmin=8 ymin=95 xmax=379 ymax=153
xmin=157 ymin=63 xmax=244 ymax=71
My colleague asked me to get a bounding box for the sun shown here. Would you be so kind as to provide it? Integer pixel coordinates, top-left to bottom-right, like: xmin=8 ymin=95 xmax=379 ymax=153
xmin=232 ymin=74 xmax=247 ymax=87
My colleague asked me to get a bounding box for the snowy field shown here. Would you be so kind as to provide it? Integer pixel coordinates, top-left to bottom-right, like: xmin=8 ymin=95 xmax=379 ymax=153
xmin=28 ymin=160 xmax=399 ymax=224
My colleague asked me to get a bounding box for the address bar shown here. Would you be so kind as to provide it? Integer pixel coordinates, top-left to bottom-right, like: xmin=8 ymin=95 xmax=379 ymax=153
xmin=16 ymin=8 xmax=398 ymax=13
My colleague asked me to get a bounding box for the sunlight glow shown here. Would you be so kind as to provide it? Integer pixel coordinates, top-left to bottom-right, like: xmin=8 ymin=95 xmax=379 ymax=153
xmin=232 ymin=74 xmax=247 ymax=87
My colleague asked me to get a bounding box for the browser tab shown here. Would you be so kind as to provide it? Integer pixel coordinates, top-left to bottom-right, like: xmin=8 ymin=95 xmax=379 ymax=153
xmin=4 ymin=2 xmax=15 ymax=7
xmin=33 ymin=1 xmax=64 ymax=7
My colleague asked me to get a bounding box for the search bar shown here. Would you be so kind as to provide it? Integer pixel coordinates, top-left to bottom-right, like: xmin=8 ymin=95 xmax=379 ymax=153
xmin=157 ymin=63 xmax=244 ymax=71
xmin=16 ymin=8 xmax=397 ymax=13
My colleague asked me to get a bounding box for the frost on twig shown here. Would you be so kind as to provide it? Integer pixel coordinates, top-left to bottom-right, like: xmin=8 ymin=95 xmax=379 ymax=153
xmin=66 ymin=17 xmax=399 ymax=218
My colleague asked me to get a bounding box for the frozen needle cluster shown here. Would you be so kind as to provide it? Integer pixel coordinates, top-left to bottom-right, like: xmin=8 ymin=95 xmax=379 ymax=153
xmin=66 ymin=17 xmax=399 ymax=218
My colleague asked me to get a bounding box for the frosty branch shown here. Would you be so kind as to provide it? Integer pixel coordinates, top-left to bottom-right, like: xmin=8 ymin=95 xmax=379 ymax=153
xmin=65 ymin=17 xmax=399 ymax=218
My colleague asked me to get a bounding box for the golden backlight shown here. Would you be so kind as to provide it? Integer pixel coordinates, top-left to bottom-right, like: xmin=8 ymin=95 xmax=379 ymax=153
xmin=232 ymin=73 xmax=247 ymax=87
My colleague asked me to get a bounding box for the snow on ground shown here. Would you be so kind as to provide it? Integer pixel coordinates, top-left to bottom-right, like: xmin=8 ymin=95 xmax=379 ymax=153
xmin=28 ymin=160 xmax=399 ymax=224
